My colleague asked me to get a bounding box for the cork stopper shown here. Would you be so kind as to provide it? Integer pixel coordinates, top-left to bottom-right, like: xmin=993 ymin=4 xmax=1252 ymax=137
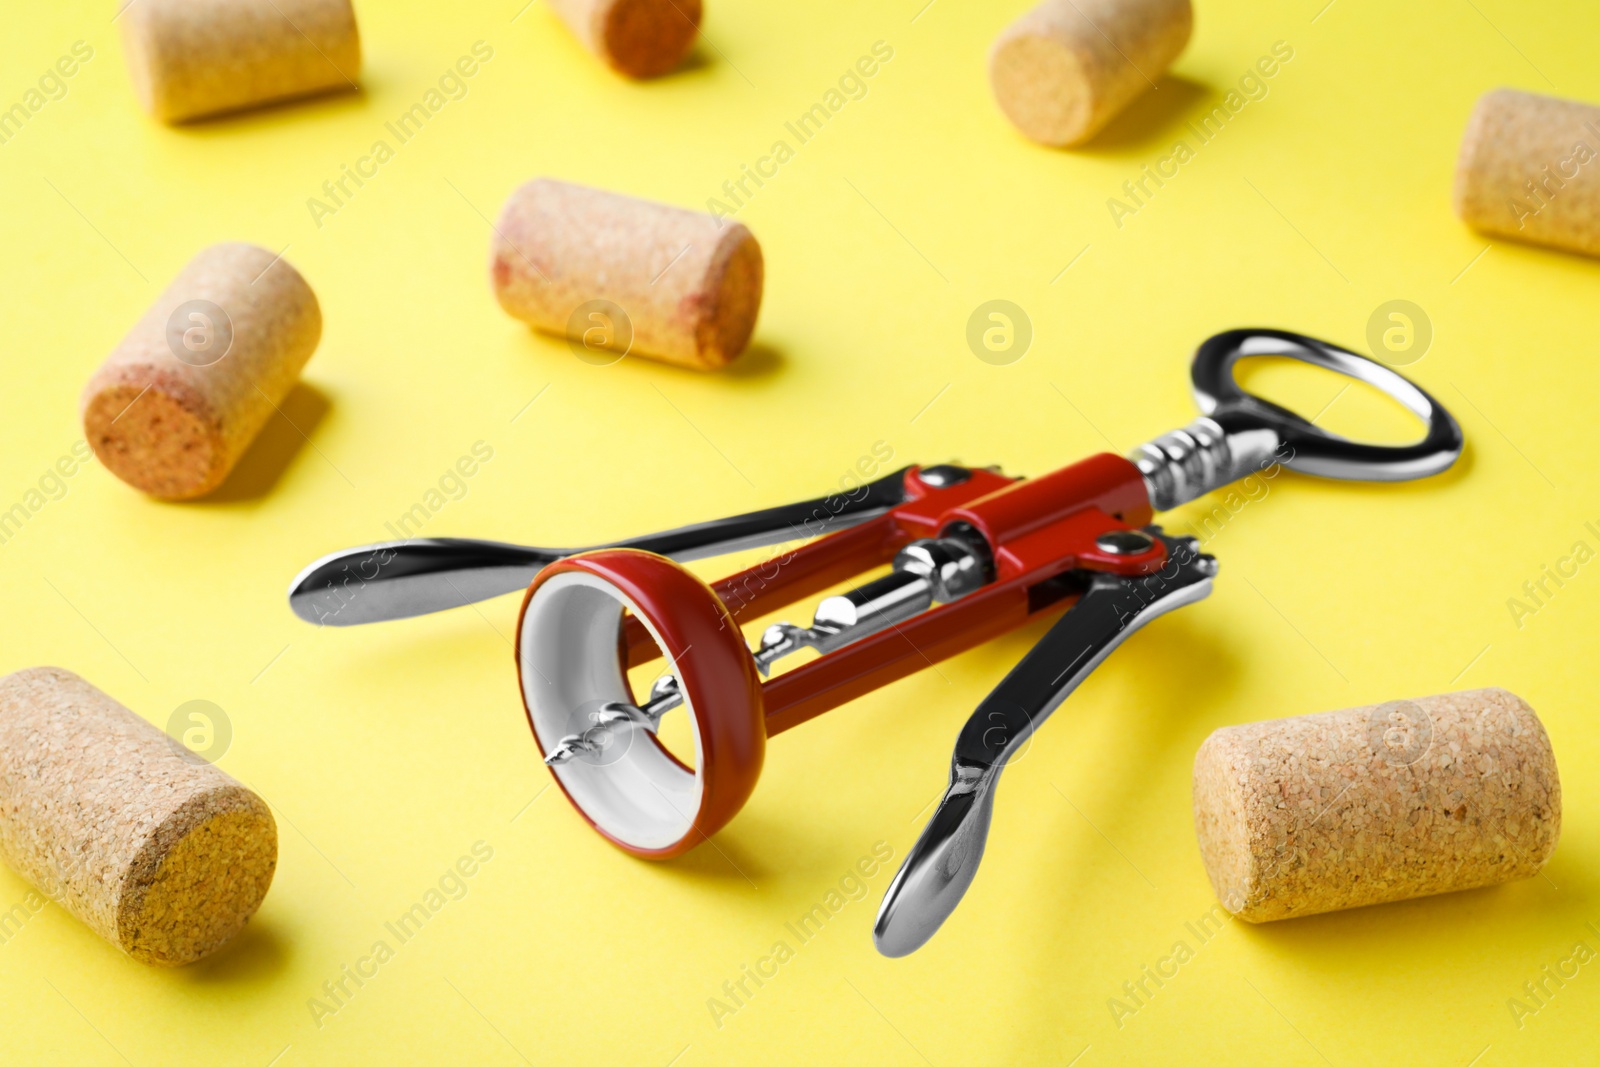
xmin=491 ymin=178 xmax=763 ymax=370
xmin=545 ymin=0 xmax=702 ymax=79
xmin=0 ymin=668 xmax=276 ymax=965
xmin=989 ymin=0 xmax=1193 ymax=147
xmin=1193 ymin=688 xmax=1560 ymax=922
xmin=1453 ymin=88 xmax=1600 ymax=258
xmin=120 ymin=0 xmax=361 ymax=123
xmin=81 ymin=242 xmax=321 ymax=500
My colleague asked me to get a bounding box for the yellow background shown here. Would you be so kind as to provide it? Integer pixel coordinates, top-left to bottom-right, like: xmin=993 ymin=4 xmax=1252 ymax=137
xmin=2 ymin=1 xmax=1597 ymax=1064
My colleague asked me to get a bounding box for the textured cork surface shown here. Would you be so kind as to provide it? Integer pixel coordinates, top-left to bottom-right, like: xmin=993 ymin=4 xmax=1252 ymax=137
xmin=120 ymin=0 xmax=361 ymax=123
xmin=546 ymin=0 xmax=702 ymax=79
xmin=491 ymin=178 xmax=763 ymax=370
xmin=0 ymin=668 xmax=276 ymax=965
xmin=1193 ymin=688 xmax=1560 ymax=923
xmin=81 ymin=242 xmax=321 ymax=500
xmin=989 ymin=0 xmax=1193 ymax=147
xmin=1454 ymin=88 xmax=1600 ymax=258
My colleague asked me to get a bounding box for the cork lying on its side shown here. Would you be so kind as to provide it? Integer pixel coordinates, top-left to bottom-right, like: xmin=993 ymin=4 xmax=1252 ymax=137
xmin=545 ymin=0 xmax=702 ymax=79
xmin=1193 ymin=689 xmax=1560 ymax=923
xmin=491 ymin=178 xmax=763 ymax=370
xmin=121 ymin=0 xmax=361 ymax=123
xmin=989 ymin=0 xmax=1193 ymax=147
xmin=0 ymin=668 xmax=277 ymax=965
xmin=1454 ymin=88 xmax=1600 ymax=258
xmin=81 ymin=242 xmax=322 ymax=500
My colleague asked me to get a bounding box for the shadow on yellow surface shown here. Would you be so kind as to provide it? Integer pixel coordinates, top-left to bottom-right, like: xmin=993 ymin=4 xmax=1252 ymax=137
xmin=1079 ymin=74 xmax=1212 ymax=154
xmin=179 ymin=913 xmax=293 ymax=988
xmin=201 ymin=381 xmax=333 ymax=504
xmin=720 ymin=340 xmax=786 ymax=380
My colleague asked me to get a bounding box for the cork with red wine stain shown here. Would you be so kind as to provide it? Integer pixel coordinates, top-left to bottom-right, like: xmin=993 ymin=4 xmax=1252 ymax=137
xmin=81 ymin=243 xmax=321 ymax=500
xmin=545 ymin=0 xmax=701 ymax=79
xmin=490 ymin=178 xmax=763 ymax=370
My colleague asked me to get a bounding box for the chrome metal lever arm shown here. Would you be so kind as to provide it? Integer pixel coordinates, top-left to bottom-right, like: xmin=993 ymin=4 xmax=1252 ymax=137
xmin=288 ymin=466 xmax=917 ymax=626
xmin=873 ymin=532 xmax=1217 ymax=957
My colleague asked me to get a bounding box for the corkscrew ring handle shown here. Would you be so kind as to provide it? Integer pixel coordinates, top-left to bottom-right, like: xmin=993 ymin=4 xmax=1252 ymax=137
xmin=1191 ymin=327 xmax=1464 ymax=482
xmin=1132 ymin=328 xmax=1465 ymax=511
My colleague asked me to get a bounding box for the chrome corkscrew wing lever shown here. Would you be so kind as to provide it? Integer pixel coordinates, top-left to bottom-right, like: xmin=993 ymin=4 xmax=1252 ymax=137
xmin=288 ymin=466 xmax=918 ymax=626
xmin=873 ymin=531 xmax=1217 ymax=957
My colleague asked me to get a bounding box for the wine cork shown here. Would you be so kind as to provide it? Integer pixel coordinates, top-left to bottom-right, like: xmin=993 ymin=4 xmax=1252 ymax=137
xmin=1454 ymin=88 xmax=1600 ymax=258
xmin=1193 ymin=689 xmax=1560 ymax=923
xmin=120 ymin=0 xmax=360 ymax=123
xmin=0 ymin=668 xmax=276 ymax=965
xmin=81 ymin=242 xmax=322 ymax=500
xmin=989 ymin=0 xmax=1192 ymax=147
xmin=491 ymin=178 xmax=763 ymax=370
xmin=546 ymin=0 xmax=701 ymax=79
